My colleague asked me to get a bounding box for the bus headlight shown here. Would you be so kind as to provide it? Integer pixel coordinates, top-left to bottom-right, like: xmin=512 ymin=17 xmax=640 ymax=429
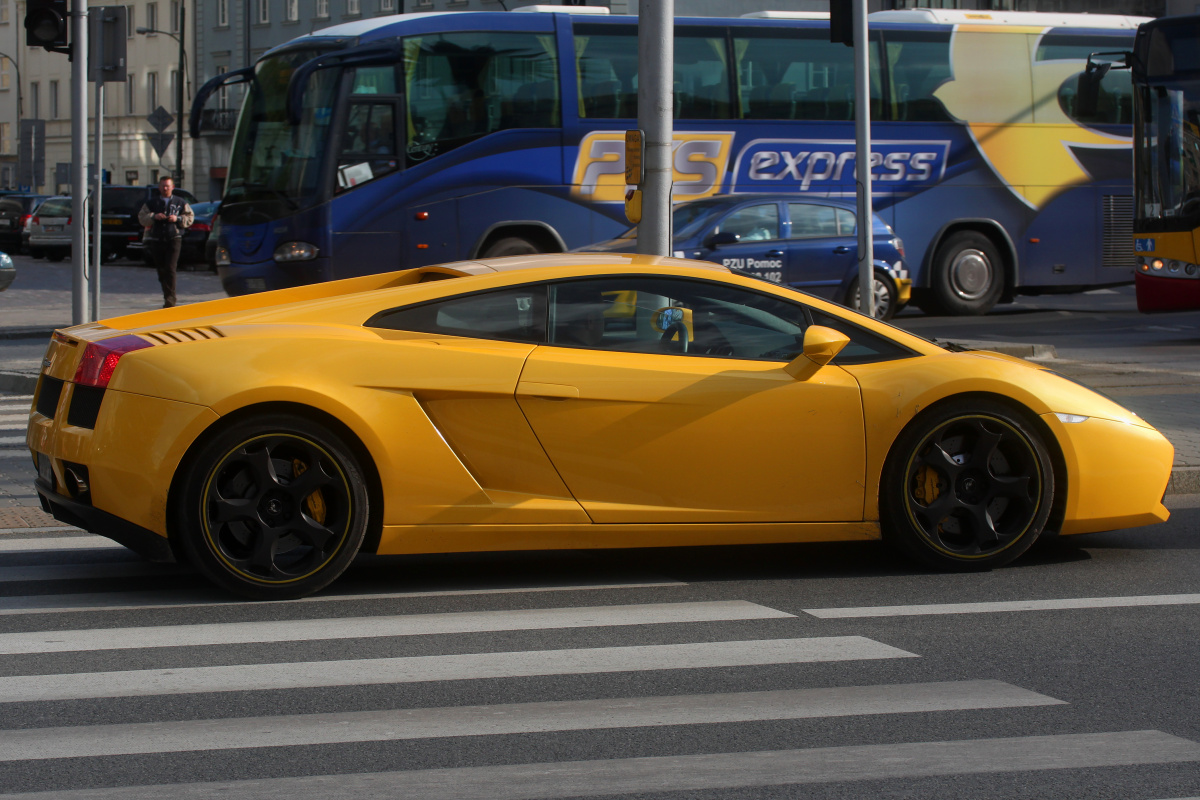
xmin=274 ymin=242 xmax=319 ymax=262
xmin=215 ymin=246 xmax=231 ymax=267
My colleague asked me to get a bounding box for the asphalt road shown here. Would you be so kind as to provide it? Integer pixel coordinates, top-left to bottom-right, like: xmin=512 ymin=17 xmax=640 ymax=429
xmin=0 ymin=496 xmax=1196 ymax=798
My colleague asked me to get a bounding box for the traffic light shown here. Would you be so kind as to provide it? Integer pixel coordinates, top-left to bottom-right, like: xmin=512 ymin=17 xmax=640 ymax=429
xmin=830 ymin=0 xmax=853 ymax=47
xmin=25 ymin=0 xmax=69 ymax=51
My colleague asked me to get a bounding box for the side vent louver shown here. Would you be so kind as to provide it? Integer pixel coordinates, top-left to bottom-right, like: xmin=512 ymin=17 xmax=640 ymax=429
xmin=1102 ymin=195 xmax=1134 ymax=271
xmin=141 ymin=327 xmax=225 ymax=345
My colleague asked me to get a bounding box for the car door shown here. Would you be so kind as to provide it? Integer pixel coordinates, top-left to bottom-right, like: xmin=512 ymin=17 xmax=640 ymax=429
xmin=699 ymin=202 xmax=789 ymax=284
xmin=784 ymin=202 xmax=858 ymax=299
xmin=516 ymin=276 xmax=866 ymax=524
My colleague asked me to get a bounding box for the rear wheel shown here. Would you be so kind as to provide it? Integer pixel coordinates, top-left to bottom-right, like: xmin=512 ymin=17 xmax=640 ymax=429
xmin=175 ymin=415 xmax=371 ymax=600
xmin=29 ymin=247 xmax=44 ymax=259
xmin=880 ymin=399 xmax=1054 ymax=570
xmin=927 ymin=231 xmax=1004 ymax=316
xmin=847 ymin=271 xmax=898 ymax=321
xmin=481 ymin=236 xmax=541 ymax=259
xmin=46 ymin=249 xmax=67 ymax=262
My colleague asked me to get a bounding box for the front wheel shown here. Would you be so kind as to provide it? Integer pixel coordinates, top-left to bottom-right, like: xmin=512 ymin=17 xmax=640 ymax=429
xmin=847 ymin=271 xmax=898 ymax=321
xmin=880 ymin=399 xmax=1054 ymax=571
xmin=927 ymin=231 xmax=1004 ymax=316
xmin=175 ymin=415 xmax=371 ymax=599
xmin=481 ymin=236 xmax=542 ymax=259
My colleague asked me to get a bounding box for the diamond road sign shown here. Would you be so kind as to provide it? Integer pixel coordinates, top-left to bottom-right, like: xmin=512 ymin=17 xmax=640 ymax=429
xmin=146 ymin=131 xmax=175 ymax=157
xmin=147 ymin=106 xmax=174 ymax=133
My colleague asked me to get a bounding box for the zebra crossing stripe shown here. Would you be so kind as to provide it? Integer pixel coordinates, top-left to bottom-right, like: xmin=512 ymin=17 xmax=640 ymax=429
xmin=0 ymin=435 xmax=26 ymax=445
xmin=0 ymin=680 xmax=1062 ymax=762
xmin=0 ymin=637 xmax=916 ymax=702
xmin=0 ymin=601 xmax=794 ymax=654
xmin=0 ymin=730 xmax=1195 ymax=799
xmin=804 ymin=594 xmax=1200 ymax=618
xmin=0 ymin=579 xmax=687 ymax=616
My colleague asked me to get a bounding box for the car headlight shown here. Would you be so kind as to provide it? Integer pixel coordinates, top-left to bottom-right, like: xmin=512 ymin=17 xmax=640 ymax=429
xmin=274 ymin=242 xmax=318 ymax=262
xmin=215 ymin=246 xmax=231 ymax=267
xmin=0 ymin=252 xmax=12 ymax=268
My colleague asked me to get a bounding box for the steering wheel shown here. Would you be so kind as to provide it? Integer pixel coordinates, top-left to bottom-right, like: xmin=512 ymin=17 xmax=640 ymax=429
xmin=660 ymin=321 xmax=690 ymax=353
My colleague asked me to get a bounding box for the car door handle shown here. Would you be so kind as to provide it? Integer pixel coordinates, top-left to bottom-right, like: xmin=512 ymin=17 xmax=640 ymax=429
xmin=833 ymin=246 xmax=853 ymax=254
xmin=765 ymin=250 xmax=784 ymax=257
xmin=517 ymin=381 xmax=579 ymax=400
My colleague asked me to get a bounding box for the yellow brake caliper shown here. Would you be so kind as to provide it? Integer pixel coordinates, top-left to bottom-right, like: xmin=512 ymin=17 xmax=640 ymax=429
xmin=914 ymin=465 xmax=941 ymax=505
xmin=292 ymin=458 xmax=327 ymax=524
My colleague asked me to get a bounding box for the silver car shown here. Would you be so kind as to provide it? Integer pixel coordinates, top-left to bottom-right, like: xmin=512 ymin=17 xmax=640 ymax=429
xmin=27 ymin=196 xmax=72 ymax=262
xmin=0 ymin=250 xmax=13 ymax=291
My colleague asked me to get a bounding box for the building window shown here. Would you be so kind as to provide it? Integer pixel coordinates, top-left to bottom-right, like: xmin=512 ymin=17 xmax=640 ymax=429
xmin=126 ymin=5 xmax=135 ymax=37
xmin=49 ymin=80 xmax=59 ymax=119
xmin=146 ymin=2 xmax=157 ymax=33
xmin=0 ymin=124 xmax=11 ymax=156
xmin=0 ymin=0 xmax=9 ymax=24
xmin=217 ymin=0 xmax=228 ymax=26
xmin=0 ymin=58 xmax=9 ymax=90
xmin=216 ymin=65 xmax=228 ymax=108
xmin=126 ymin=169 xmax=139 ymax=184
xmin=148 ymin=71 xmax=159 ymax=112
xmin=316 ymin=0 xmax=329 ymax=17
xmin=256 ymin=0 xmax=269 ymax=24
xmin=29 ymin=82 xmax=38 ymax=119
xmin=381 ymin=0 xmax=395 ymax=10
xmin=170 ymin=0 xmax=179 ymax=32
xmin=284 ymin=0 xmax=297 ymax=20
xmin=126 ymin=74 xmax=135 ymax=114
xmin=347 ymin=0 xmax=360 ymax=14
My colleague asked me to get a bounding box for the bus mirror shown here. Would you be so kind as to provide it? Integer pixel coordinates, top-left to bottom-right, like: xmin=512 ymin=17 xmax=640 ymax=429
xmin=1075 ymin=62 xmax=1110 ymax=117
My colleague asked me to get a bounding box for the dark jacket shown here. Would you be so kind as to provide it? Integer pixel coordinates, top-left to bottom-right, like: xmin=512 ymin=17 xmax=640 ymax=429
xmin=137 ymin=194 xmax=194 ymax=240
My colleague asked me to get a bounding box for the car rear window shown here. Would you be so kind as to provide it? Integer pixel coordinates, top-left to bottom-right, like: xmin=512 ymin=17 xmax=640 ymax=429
xmin=37 ymin=199 xmax=72 ymax=217
xmin=102 ymin=188 xmax=147 ymax=213
xmin=0 ymin=199 xmax=22 ymax=214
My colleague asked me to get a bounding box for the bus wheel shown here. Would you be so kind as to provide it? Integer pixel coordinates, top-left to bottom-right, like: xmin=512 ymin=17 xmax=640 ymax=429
xmin=880 ymin=398 xmax=1054 ymax=571
xmin=930 ymin=231 xmax=1004 ymax=316
xmin=482 ymin=236 xmax=541 ymax=258
xmin=847 ymin=271 xmax=898 ymax=321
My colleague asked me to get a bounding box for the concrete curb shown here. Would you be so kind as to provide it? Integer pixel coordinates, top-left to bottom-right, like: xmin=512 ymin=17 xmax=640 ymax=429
xmin=1167 ymin=466 xmax=1200 ymax=495
xmin=0 ymin=327 xmax=56 ymax=341
xmin=0 ymin=370 xmax=37 ymax=393
xmin=940 ymin=339 xmax=1059 ymax=360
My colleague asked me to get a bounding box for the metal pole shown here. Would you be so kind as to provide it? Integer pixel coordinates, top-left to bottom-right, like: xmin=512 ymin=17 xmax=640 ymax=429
xmin=176 ymin=3 xmax=185 ymax=185
xmin=853 ymin=0 xmax=874 ymax=319
xmin=71 ymin=0 xmax=90 ymax=325
xmin=243 ymin=0 xmax=250 ymax=70
xmin=92 ymin=80 xmax=103 ymax=322
xmin=635 ymin=0 xmax=673 ymax=257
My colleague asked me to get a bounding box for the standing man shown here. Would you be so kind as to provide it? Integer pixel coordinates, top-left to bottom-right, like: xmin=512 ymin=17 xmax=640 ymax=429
xmin=138 ymin=177 xmax=194 ymax=308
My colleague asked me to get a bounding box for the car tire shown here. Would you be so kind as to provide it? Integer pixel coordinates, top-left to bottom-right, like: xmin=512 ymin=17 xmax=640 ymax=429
xmin=29 ymin=247 xmax=44 ymax=260
xmin=481 ymin=236 xmax=541 ymax=258
xmin=928 ymin=231 xmax=1004 ymax=316
xmin=846 ymin=271 xmax=898 ymax=321
xmin=46 ymin=250 xmax=67 ymax=263
xmin=880 ymin=398 xmax=1054 ymax=571
xmin=174 ymin=414 xmax=372 ymax=600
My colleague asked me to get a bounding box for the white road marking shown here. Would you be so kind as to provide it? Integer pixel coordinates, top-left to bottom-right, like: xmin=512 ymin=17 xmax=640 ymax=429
xmin=804 ymin=593 xmax=1200 ymax=618
xmin=0 ymin=435 xmax=26 ymax=445
xmin=0 ymin=580 xmax=687 ymax=616
xmin=0 ymin=561 xmax=186 ymax=585
xmin=0 ymin=637 xmax=916 ymax=701
xmin=0 ymin=601 xmax=793 ymax=654
xmin=0 ymin=681 xmax=1060 ymax=762
xmin=1 ymin=731 xmax=1194 ymax=799
xmin=0 ymin=413 xmax=30 ymax=423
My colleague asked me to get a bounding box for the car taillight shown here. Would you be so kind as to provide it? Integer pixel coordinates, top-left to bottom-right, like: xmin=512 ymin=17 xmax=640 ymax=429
xmin=73 ymin=335 xmax=154 ymax=389
xmin=19 ymin=214 xmax=31 ymax=227
xmin=191 ymin=222 xmax=212 ymax=233
xmin=893 ymin=237 xmax=905 ymax=259
xmin=31 ymin=216 xmax=38 ymax=225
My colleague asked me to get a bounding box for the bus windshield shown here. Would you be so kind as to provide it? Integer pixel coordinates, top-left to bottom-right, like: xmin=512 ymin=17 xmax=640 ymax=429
xmin=1135 ymin=80 xmax=1200 ymax=230
xmin=223 ymin=46 xmax=341 ymax=225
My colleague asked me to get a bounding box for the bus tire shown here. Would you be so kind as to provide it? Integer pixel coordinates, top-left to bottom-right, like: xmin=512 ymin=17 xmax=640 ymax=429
xmin=481 ymin=236 xmax=541 ymax=259
xmin=929 ymin=231 xmax=1004 ymax=316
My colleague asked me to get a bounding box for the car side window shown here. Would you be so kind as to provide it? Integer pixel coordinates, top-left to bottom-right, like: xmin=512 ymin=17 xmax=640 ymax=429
xmin=369 ymin=286 xmax=547 ymax=344
xmin=718 ymin=204 xmax=780 ymax=242
xmin=835 ymin=208 xmax=856 ymax=235
xmin=549 ymin=277 xmax=809 ymax=361
xmin=810 ymin=309 xmax=914 ymax=364
xmin=787 ymin=203 xmax=840 ymax=239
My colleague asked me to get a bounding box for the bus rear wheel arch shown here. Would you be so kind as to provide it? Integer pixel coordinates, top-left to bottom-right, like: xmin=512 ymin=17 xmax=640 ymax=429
xmin=476 ymin=224 xmax=565 ymax=260
xmin=922 ymin=229 xmax=1009 ymax=316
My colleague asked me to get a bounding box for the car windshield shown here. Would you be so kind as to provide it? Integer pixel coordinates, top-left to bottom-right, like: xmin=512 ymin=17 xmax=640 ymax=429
xmin=191 ymin=201 xmax=220 ymax=216
xmin=617 ymin=199 xmax=729 ymax=241
xmin=37 ymin=199 xmax=71 ymax=217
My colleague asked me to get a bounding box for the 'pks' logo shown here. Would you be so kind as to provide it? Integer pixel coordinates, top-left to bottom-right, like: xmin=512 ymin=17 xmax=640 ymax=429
xmin=572 ymin=131 xmax=734 ymax=203
xmin=731 ymin=139 xmax=950 ymax=193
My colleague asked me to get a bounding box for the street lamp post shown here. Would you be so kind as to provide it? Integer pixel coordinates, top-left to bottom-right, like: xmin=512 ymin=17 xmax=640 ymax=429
xmin=136 ymin=1 xmax=186 ymax=187
xmin=0 ymin=52 xmax=22 ymax=190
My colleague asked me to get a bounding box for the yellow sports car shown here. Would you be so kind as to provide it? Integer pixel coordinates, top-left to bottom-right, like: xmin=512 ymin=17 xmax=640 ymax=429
xmin=27 ymin=254 xmax=1172 ymax=599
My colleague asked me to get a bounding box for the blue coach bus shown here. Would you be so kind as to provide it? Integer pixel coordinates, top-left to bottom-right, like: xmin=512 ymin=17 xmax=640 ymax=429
xmin=192 ymin=7 xmax=1144 ymax=315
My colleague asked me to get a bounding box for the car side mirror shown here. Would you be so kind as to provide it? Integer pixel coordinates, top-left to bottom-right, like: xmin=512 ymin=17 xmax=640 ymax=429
xmin=784 ymin=325 xmax=851 ymax=380
xmin=705 ymin=231 xmax=740 ymax=248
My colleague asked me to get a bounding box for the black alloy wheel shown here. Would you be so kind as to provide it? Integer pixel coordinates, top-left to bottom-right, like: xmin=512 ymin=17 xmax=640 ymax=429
xmin=176 ymin=415 xmax=371 ymax=599
xmin=881 ymin=399 xmax=1054 ymax=570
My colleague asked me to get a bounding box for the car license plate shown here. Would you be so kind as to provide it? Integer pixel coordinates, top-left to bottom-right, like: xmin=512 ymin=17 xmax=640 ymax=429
xmin=102 ymin=219 xmax=122 ymax=226
xmin=0 ymin=219 xmax=11 ymax=228
xmin=45 ymin=225 xmax=63 ymax=232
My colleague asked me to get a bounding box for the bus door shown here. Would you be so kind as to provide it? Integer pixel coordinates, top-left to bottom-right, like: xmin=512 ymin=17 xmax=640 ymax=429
xmin=700 ymin=201 xmax=790 ymax=285
xmin=331 ymin=72 xmax=405 ymax=273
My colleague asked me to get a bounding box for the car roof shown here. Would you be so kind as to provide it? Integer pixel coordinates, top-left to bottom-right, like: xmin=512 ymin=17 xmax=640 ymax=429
xmin=440 ymin=253 xmax=731 ymax=275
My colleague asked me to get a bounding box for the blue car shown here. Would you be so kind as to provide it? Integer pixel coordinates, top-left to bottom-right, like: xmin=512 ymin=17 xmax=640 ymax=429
xmin=582 ymin=195 xmax=910 ymax=320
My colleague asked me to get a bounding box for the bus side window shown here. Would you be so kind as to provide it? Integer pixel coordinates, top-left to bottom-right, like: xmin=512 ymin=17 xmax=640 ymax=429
xmin=337 ymin=101 xmax=400 ymax=191
xmin=882 ymin=31 xmax=953 ymax=123
xmin=1037 ymin=34 xmax=1135 ymax=126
